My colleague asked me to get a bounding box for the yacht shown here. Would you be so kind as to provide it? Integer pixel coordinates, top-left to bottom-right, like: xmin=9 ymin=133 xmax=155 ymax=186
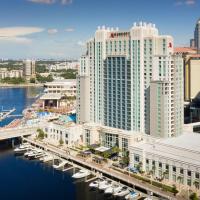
xmin=24 ymin=148 xmax=37 ymax=157
xmin=104 ymin=184 xmax=122 ymax=194
xmin=14 ymin=144 xmax=31 ymax=155
xmin=40 ymin=154 xmax=53 ymax=162
xmin=28 ymin=149 xmax=43 ymax=160
xmin=125 ymin=190 xmax=139 ymax=199
xmin=72 ymin=169 xmax=90 ymax=179
xmin=98 ymin=180 xmax=112 ymax=190
xmin=89 ymin=178 xmax=106 ymax=188
xmin=114 ymin=186 xmax=130 ymax=197
xmin=53 ymin=160 xmax=68 ymax=170
xmin=89 ymin=179 xmax=101 ymax=188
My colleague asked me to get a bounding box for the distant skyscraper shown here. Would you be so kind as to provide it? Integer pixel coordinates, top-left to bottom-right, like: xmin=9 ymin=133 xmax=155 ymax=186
xmin=77 ymin=22 xmax=183 ymax=138
xmin=194 ymin=18 xmax=200 ymax=53
xmin=23 ymin=59 xmax=36 ymax=81
xmin=190 ymin=39 xmax=195 ymax=48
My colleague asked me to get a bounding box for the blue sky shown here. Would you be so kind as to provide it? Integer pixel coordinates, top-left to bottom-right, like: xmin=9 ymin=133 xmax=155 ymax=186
xmin=0 ymin=0 xmax=199 ymax=59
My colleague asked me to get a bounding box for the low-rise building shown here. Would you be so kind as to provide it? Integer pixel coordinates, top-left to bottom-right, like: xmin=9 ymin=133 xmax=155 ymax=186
xmin=42 ymin=122 xmax=82 ymax=147
xmin=49 ymin=61 xmax=79 ymax=71
xmin=40 ymin=79 xmax=76 ymax=109
xmin=129 ymin=132 xmax=200 ymax=189
xmin=0 ymin=68 xmax=23 ymax=79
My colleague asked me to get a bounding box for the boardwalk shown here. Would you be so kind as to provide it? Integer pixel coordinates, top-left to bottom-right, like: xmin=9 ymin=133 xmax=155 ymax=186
xmin=23 ymin=137 xmax=182 ymax=200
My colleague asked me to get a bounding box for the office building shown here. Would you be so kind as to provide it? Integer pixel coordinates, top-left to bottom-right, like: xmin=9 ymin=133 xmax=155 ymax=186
xmin=184 ymin=55 xmax=200 ymax=101
xmin=195 ymin=18 xmax=200 ymax=53
xmin=23 ymin=59 xmax=36 ymax=81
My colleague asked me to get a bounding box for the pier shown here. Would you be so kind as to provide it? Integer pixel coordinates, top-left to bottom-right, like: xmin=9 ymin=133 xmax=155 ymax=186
xmin=0 ymin=108 xmax=16 ymax=121
xmin=23 ymin=137 xmax=180 ymax=200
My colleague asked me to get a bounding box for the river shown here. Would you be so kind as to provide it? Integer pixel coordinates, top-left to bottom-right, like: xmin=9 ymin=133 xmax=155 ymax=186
xmin=0 ymin=87 xmax=112 ymax=200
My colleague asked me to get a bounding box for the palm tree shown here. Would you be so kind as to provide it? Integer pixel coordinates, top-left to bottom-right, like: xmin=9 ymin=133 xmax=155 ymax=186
xmin=152 ymin=165 xmax=156 ymax=177
xmin=193 ymin=180 xmax=199 ymax=192
xmin=177 ymin=176 xmax=182 ymax=190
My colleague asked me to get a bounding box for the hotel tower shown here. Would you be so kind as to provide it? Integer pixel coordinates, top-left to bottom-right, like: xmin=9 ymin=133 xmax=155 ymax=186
xmin=77 ymin=22 xmax=183 ymax=148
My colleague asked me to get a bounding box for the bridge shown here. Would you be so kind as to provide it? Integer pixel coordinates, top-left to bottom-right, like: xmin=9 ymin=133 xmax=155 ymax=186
xmin=0 ymin=126 xmax=38 ymax=141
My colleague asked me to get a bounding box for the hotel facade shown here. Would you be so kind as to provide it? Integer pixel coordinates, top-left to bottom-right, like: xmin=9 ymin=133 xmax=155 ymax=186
xmin=77 ymin=22 xmax=183 ymax=143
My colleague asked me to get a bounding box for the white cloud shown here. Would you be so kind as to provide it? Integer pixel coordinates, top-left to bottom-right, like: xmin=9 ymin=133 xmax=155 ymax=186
xmin=77 ymin=41 xmax=85 ymax=47
xmin=28 ymin=0 xmax=72 ymax=5
xmin=47 ymin=29 xmax=58 ymax=34
xmin=0 ymin=27 xmax=44 ymax=44
xmin=185 ymin=0 xmax=196 ymax=5
xmin=175 ymin=0 xmax=196 ymax=6
xmin=65 ymin=28 xmax=75 ymax=32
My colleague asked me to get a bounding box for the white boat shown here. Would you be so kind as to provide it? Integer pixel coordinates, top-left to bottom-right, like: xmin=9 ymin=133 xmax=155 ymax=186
xmin=114 ymin=186 xmax=130 ymax=197
xmin=40 ymin=154 xmax=53 ymax=162
xmin=89 ymin=178 xmax=106 ymax=188
xmin=125 ymin=190 xmax=139 ymax=200
xmin=14 ymin=144 xmax=31 ymax=155
xmin=72 ymin=169 xmax=90 ymax=179
xmin=34 ymin=152 xmax=46 ymax=159
xmin=53 ymin=160 xmax=68 ymax=170
xmin=24 ymin=148 xmax=37 ymax=157
xmin=99 ymin=180 xmax=112 ymax=190
xmin=104 ymin=184 xmax=122 ymax=194
xmin=89 ymin=179 xmax=100 ymax=188
xmin=28 ymin=149 xmax=43 ymax=159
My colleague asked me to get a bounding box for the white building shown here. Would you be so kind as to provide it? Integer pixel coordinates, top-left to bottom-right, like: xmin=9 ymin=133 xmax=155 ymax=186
xmin=0 ymin=68 xmax=23 ymax=79
xmin=49 ymin=61 xmax=79 ymax=71
xmin=129 ymin=132 xmax=200 ymax=189
xmin=42 ymin=122 xmax=82 ymax=147
xmin=77 ymin=22 xmax=183 ymax=150
xmin=40 ymin=79 xmax=76 ymax=108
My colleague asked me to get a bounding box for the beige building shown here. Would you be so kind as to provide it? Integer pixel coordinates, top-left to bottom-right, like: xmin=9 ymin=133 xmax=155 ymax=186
xmin=23 ymin=59 xmax=36 ymax=81
xmin=0 ymin=68 xmax=23 ymax=79
xmin=184 ymin=55 xmax=200 ymax=101
xmin=40 ymin=79 xmax=76 ymax=109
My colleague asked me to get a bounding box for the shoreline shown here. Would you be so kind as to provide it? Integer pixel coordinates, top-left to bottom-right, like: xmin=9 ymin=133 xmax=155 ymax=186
xmin=0 ymin=83 xmax=43 ymax=88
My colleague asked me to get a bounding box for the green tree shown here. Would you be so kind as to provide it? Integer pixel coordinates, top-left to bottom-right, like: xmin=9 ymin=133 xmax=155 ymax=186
xmin=60 ymin=69 xmax=78 ymax=79
xmin=171 ymin=184 xmax=178 ymax=196
xmin=59 ymin=138 xmax=64 ymax=146
xmin=37 ymin=128 xmax=45 ymax=140
xmin=1 ymin=77 xmax=25 ymax=84
xmin=36 ymin=74 xmax=53 ymax=83
xmin=30 ymin=78 xmax=36 ymax=83
xmin=189 ymin=192 xmax=199 ymax=200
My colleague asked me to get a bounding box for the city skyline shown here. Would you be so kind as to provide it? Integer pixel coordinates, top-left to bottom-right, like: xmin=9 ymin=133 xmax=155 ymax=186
xmin=0 ymin=0 xmax=199 ymax=59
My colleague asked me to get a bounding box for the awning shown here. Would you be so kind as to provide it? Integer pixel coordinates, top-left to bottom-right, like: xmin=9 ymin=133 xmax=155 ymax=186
xmin=40 ymin=93 xmax=62 ymax=100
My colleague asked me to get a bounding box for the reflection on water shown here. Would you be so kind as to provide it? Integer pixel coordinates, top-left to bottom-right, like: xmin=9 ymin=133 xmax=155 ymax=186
xmin=0 ymin=149 xmax=112 ymax=200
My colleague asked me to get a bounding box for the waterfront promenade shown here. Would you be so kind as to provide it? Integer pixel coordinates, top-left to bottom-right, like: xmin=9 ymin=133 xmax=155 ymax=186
xmin=23 ymin=137 xmax=181 ymax=200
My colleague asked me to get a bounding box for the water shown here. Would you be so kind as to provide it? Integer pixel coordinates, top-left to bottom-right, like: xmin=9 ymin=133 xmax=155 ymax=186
xmin=0 ymin=150 xmax=115 ymax=200
xmin=0 ymin=87 xmax=42 ymax=127
xmin=0 ymin=87 xmax=110 ymax=200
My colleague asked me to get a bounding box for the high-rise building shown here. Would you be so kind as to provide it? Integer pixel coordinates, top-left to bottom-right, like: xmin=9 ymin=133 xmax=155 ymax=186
xmin=77 ymin=22 xmax=183 ymax=142
xmin=23 ymin=59 xmax=36 ymax=81
xmin=194 ymin=18 xmax=200 ymax=53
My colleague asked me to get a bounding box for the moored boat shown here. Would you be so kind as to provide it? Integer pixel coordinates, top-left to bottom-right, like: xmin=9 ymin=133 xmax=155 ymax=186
xmin=72 ymin=169 xmax=90 ymax=179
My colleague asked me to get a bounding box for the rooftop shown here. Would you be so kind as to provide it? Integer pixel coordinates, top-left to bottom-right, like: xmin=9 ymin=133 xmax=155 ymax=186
xmin=174 ymin=47 xmax=197 ymax=54
xmin=132 ymin=132 xmax=200 ymax=166
xmin=40 ymin=93 xmax=62 ymax=100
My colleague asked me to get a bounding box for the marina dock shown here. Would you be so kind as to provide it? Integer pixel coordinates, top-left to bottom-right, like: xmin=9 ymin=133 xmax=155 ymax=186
xmin=0 ymin=108 xmax=16 ymax=121
xmin=23 ymin=137 xmax=179 ymax=200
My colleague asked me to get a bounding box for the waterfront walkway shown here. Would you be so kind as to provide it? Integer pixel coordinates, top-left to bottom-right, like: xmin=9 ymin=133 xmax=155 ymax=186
xmin=23 ymin=137 xmax=181 ymax=200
